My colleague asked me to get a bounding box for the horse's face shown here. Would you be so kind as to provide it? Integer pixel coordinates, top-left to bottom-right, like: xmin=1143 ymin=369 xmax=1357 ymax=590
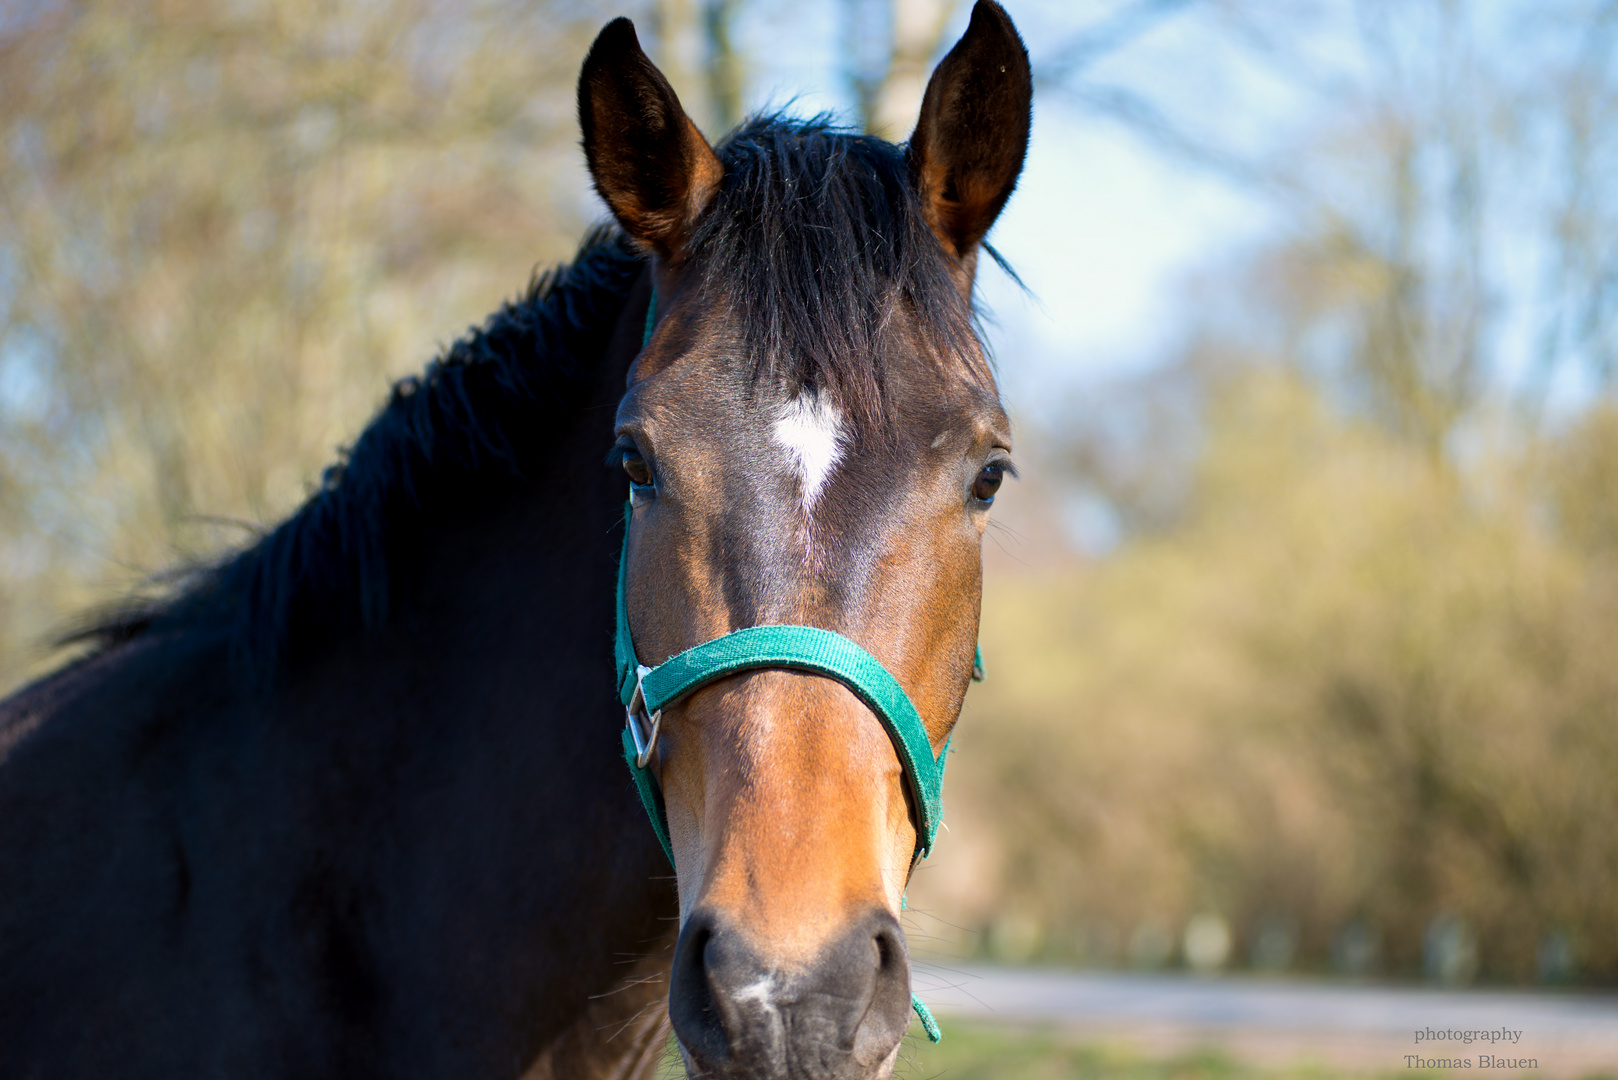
xmin=579 ymin=6 xmax=1029 ymax=1078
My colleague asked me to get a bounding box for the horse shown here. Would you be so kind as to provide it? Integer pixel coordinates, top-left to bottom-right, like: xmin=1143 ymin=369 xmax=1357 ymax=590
xmin=0 ymin=4 xmax=1030 ymax=1078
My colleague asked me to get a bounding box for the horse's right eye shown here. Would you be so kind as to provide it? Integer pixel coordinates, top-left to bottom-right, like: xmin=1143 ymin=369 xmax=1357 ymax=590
xmin=621 ymin=450 xmax=652 ymax=487
xmin=622 ymin=450 xmax=656 ymax=506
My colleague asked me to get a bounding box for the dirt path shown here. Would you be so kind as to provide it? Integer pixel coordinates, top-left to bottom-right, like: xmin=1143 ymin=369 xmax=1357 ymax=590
xmin=912 ymin=963 xmax=1618 ymax=1076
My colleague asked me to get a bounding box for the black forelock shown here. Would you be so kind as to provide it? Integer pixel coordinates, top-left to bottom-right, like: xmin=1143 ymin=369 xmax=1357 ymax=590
xmin=689 ymin=114 xmax=983 ymax=430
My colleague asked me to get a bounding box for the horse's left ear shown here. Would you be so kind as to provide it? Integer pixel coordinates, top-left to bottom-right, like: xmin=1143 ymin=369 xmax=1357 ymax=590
xmin=578 ymin=18 xmax=723 ymax=261
xmin=908 ymin=0 xmax=1032 ymax=268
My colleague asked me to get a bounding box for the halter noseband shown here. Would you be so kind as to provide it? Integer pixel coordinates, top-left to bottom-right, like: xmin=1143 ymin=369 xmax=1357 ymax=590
xmin=614 ymin=510 xmax=973 ymax=867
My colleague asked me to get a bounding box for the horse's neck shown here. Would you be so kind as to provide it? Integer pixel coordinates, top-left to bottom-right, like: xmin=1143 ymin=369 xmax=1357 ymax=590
xmin=249 ymin=281 xmax=676 ymax=1074
xmin=0 ymin=274 xmax=677 ymax=1079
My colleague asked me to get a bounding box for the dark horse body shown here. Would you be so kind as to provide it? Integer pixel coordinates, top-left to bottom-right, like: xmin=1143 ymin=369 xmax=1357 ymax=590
xmin=0 ymin=6 xmax=1030 ymax=1079
xmin=0 ymin=234 xmax=674 ymax=1078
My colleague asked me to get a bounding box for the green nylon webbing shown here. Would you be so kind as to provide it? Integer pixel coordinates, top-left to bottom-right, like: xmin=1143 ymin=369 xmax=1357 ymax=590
xmin=642 ymin=279 xmax=658 ymax=348
xmin=628 ymin=624 xmax=949 ymax=856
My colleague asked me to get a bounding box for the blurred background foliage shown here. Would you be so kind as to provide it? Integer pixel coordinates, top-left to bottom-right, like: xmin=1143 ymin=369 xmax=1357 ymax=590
xmin=2 ymin=0 xmax=1615 ymax=988
xmin=0 ymin=0 xmax=611 ymax=679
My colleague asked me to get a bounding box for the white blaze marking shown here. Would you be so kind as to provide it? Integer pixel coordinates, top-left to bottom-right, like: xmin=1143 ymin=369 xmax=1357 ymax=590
xmin=773 ymin=391 xmax=845 ymax=511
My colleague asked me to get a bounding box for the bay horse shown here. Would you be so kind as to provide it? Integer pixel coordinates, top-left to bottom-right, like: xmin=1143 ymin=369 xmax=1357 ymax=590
xmin=0 ymin=4 xmax=1030 ymax=1078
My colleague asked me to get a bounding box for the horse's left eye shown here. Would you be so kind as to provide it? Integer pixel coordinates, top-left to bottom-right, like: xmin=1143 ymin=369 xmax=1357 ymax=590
xmin=973 ymin=464 xmax=1004 ymax=504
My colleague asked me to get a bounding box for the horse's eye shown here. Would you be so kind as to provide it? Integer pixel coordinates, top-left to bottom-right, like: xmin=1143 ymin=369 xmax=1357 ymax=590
xmin=621 ymin=450 xmax=651 ymax=486
xmin=973 ymin=464 xmax=1004 ymax=504
xmin=622 ymin=450 xmax=655 ymax=505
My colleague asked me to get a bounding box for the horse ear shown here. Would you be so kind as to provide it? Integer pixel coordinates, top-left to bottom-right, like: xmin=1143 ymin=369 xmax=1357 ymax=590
xmin=908 ymin=0 xmax=1032 ymax=266
xmin=578 ymin=18 xmax=723 ymax=261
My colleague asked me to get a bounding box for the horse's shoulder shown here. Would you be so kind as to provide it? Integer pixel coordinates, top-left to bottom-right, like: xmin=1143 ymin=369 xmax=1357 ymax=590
xmin=0 ymin=631 xmax=243 ymax=921
xmin=0 ymin=636 xmax=214 ymax=1068
xmin=1 ymin=643 xmax=136 ymax=764
xmin=0 ymin=631 xmax=220 ymax=767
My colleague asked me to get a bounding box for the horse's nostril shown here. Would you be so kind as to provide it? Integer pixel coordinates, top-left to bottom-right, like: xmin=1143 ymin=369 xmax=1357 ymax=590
xmin=854 ymin=913 xmax=913 ymax=1066
xmin=669 ymin=910 xmax=728 ymax=1065
xmin=876 ymin=922 xmax=898 ymax=970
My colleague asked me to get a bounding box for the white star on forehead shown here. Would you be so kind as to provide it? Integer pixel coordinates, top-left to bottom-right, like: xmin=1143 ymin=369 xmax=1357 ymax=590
xmin=772 ymin=390 xmax=845 ymax=512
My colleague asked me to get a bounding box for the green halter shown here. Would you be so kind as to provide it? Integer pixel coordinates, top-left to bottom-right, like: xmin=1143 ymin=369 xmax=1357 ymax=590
xmin=614 ymin=512 xmax=970 ymax=864
xmin=615 ymin=284 xmax=978 ymax=1042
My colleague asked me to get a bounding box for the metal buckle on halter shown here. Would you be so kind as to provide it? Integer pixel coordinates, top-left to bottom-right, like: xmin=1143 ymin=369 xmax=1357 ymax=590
xmin=625 ymin=664 xmax=662 ymax=770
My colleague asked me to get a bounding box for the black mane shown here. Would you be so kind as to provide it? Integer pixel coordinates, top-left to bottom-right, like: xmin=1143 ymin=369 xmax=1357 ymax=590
xmin=68 ymin=115 xmax=983 ymax=677
xmin=68 ymin=226 xmax=643 ymax=677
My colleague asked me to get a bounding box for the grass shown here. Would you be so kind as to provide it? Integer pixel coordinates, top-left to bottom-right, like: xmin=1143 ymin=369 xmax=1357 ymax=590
xmin=897 ymin=1026 xmax=1302 ymax=1080
xmin=653 ymin=1020 xmax=1613 ymax=1080
xmin=890 ymin=1023 xmax=1597 ymax=1080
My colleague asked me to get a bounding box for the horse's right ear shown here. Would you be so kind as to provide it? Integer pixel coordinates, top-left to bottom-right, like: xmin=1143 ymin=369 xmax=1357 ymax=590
xmin=578 ymin=18 xmax=723 ymax=261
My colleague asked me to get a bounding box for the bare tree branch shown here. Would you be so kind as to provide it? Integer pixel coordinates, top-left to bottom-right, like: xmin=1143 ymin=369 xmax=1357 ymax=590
xmin=1038 ymin=0 xmax=1197 ymax=82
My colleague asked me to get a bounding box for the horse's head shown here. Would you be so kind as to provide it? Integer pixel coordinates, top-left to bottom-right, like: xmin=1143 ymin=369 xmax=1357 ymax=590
xmin=578 ymin=5 xmax=1029 ymax=1077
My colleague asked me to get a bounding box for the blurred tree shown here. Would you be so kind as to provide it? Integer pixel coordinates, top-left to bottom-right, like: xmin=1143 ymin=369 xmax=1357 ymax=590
xmin=650 ymin=0 xmax=745 ymax=135
xmin=0 ymin=0 xmax=647 ymax=688
xmin=1044 ymin=0 xmax=1618 ymax=450
xmin=841 ymin=0 xmax=959 ymax=136
xmin=701 ymin=0 xmax=745 ymax=132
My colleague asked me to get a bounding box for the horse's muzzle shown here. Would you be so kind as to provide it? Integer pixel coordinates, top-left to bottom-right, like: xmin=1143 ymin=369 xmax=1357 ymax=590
xmin=669 ymin=906 xmax=913 ymax=1080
